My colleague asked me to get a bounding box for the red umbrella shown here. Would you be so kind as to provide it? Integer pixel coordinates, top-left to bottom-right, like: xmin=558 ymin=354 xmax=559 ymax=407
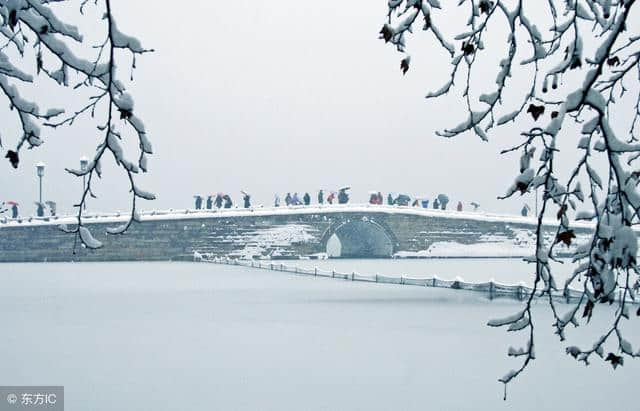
xmin=5 ymin=201 xmax=18 ymax=206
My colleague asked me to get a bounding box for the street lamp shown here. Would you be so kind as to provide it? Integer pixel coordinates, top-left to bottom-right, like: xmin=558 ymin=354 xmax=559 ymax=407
xmin=36 ymin=161 xmax=44 ymax=217
xmin=80 ymin=156 xmax=88 ymax=210
xmin=35 ymin=162 xmax=45 ymax=205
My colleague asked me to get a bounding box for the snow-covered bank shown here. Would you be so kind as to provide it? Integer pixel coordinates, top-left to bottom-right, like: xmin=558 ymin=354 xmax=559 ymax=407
xmin=394 ymin=241 xmax=532 ymax=258
xmin=0 ymin=262 xmax=638 ymax=411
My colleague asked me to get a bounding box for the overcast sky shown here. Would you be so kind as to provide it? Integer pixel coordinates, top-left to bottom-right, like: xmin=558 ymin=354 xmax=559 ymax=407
xmin=1 ymin=1 xmax=637 ymax=216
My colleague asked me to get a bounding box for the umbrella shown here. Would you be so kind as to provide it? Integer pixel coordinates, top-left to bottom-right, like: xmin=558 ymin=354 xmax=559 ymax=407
xmin=339 ymin=187 xmax=351 ymax=192
xmin=5 ymin=201 xmax=18 ymax=206
xmin=396 ymin=194 xmax=411 ymax=205
xmin=437 ymin=194 xmax=450 ymax=203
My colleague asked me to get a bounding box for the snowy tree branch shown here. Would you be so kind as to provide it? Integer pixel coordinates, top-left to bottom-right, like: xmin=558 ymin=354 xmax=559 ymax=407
xmin=0 ymin=0 xmax=154 ymax=249
xmin=380 ymin=0 xmax=640 ymax=395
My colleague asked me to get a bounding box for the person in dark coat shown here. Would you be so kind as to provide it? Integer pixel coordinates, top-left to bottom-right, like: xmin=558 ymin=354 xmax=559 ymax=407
xmin=318 ymin=190 xmax=324 ymax=205
xmin=412 ymin=199 xmax=420 ymax=207
xmin=243 ymin=193 xmax=251 ymax=208
xmin=215 ymin=194 xmax=223 ymax=209
xmin=11 ymin=204 xmax=18 ymax=218
xmin=327 ymin=192 xmax=335 ymax=204
xmin=521 ymin=204 xmax=530 ymax=217
xmin=223 ymin=195 xmax=233 ymax=209
xmin=457 ymin=201 xmax=463 ymax=212
xmin=303 ymin=192 xmax=311 ymax=206
xmin=433 ymin=198 xmax=440 ymax=209
xmin=285 ymin=193 xmax=292 ymax=206
xmin=377 ymin=192 xmax=383 ymax=205
xmin=36 ymin=203 xmax=44 ymax=217
xmin=338 ymin=189 xmax=349 ymax=204
xmin=437 ymin=194 xmax=449 ymax=210
xmin=195 ymin=195 xmax=203 ymax=210
xmin=206 ymin=196 xmax=213 ymax=210
xmin=387 ymin=193 xmax=394 ymax=205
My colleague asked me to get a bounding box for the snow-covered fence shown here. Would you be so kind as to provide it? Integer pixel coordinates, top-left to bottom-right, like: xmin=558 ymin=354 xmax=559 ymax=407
xmin=196 ymin=254 xmax=591 ymax=303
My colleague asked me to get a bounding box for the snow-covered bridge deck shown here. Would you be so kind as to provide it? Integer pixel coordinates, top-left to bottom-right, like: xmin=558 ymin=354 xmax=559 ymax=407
xmin=0 ymin=204 xmax=593 ymax=262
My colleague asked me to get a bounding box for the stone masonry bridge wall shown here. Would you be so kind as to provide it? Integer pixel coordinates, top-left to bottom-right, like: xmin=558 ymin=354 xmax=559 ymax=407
xmin=0 ymin=206 xmax=593 ymax=263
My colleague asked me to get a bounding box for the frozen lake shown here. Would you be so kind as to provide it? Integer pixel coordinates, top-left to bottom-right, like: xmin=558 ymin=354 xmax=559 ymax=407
xmin=1 ymin=261 xmax=638 ymax=410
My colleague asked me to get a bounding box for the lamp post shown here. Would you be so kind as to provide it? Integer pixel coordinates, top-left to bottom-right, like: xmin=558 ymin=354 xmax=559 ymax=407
xmin=36 ymin=162 xmax=45 ymax=204
xmin=80 ymin=156 xmax=88 ymax=210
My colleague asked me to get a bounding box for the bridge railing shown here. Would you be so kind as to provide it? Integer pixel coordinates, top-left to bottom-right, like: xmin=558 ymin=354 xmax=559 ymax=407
xmin=194 ymin=253 xmax=609 ymax=304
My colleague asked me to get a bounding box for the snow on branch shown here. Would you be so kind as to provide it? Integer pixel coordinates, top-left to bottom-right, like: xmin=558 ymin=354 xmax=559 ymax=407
xmin=380 ymin=0 xmax=640 ymax=395
xmin=0 ymin=0 xmax=154 ymax=249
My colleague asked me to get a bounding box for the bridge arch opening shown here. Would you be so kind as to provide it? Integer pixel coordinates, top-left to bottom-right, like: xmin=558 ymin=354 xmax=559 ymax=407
xmin=325 ymin=220 xmax=394 ymax=258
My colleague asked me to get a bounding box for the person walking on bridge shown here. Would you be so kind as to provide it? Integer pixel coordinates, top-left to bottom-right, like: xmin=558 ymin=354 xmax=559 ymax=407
xmin=206 ymin=196 xmax=213 ymax=210
xmin=318 ymin=190 xmax=324 ymax=205
xmin=285 ymin=193 xmax=292 ymax=206
xmin=292 ymin=192 xmax=301 ymax=206
xmin=457 ymin=201 xmax=463 ymax=212
xmin=242 ymin=192 xmax=251 ymax=209
xmin=274 ymin=194 xmax=281 ymax=207
xmin=303 ymin=192 xmax=311 ymax=206
xmin=215 ymin=194 xmax=224 ymax=209
xmin=338 ymin=188 xmax=349 ymax=204
xmin=194 ymin=195 xmax=203 ymax=210
xmin=11 ymin=203 xmax=18 ymax=218
xmin=387 ymin=193 xmax=394 ymax=205
xmin=223 ymin=195 xmax=233 ymax=209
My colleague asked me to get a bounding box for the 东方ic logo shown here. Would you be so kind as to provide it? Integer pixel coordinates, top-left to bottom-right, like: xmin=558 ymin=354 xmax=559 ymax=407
xmin=6 ymin=393 xmax=18 ymax=405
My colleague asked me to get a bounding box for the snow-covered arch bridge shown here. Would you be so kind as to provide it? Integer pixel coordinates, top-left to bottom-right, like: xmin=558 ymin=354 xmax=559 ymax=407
xmin=0 ymin=204 xmax=594 ymax=262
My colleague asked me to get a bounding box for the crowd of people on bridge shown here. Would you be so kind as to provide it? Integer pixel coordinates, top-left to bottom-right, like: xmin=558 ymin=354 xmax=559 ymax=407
xmin=0 ymin=200 xmax=57 ymax=219
xmin=377 ymin=192 xmax=475 ymax=212
xmin=190 ymin=188 xmax=483 ymax=214
xmin=193 ymin=188 xmax=352 ymax=210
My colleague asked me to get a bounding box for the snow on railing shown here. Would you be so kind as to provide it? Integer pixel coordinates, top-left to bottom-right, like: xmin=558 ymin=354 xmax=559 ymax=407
xmin=194 ymin=253 xmax=609 ymax=304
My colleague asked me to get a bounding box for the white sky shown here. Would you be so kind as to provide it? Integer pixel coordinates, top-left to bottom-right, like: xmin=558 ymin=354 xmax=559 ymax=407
xmin=1 ymin=1 xmax=637 ymax=216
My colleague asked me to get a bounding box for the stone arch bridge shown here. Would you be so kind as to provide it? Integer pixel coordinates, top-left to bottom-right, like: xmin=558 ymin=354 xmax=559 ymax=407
xmin=0 ymin=205 xmax=593 ymax=262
